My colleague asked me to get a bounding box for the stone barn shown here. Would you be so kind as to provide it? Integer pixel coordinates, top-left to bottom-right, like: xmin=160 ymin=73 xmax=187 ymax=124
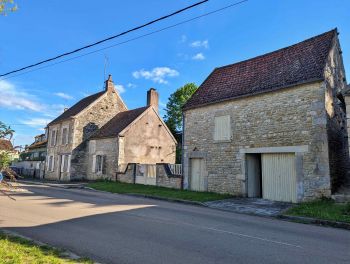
xmin=182 ymin=29 xmax=349 ymax=202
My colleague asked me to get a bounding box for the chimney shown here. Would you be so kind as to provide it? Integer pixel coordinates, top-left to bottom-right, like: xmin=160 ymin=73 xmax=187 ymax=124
xmin=105 ymin=74 xmax=115 ymax=93
xmin=147 ymin=88 xmax=159 ymax=113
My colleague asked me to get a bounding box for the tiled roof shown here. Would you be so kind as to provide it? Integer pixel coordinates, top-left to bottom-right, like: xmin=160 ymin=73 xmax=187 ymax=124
xmin=27 ymin=140 xmax=47 ymax=150
xmin=48 ymin=91 xmax=105 ymax=125
xmin=0 ymin=139 xmax=13 ymax=151
xmin=183 ymin=29 xmax=336 ymax=110
xmin=91 ymin=106 xmax=149 ymax=139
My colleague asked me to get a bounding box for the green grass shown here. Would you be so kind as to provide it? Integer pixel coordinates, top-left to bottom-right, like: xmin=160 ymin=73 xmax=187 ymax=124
xmin=0 ymin=232 xmax=92 ymax=264
xmin=285 ymin=199 xmax=350 ymax=223
xmin=87 ymin=181 xmax=232 ymax=202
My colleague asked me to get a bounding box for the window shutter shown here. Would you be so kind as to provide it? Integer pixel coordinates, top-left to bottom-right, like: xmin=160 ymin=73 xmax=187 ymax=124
xmin=52 ymin=155 xmax=55 ymax=171
xmin=67 ymin=155 xmax=71 ymax=173
xmin=214 ymin=115 xmax=231 ymax=141
xmin=92 ymin=155 xmax=96 ymax=172
xmin=60 ymin=155 xmax=65 ymax=172
xmin=102 ymin=155 xmax=107 ymax=174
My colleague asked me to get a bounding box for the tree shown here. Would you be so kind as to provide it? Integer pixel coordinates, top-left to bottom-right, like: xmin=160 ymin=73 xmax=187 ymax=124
xmin=163 ymin=83 xmax=198 ymax=134
xmin=163 ymin=83 xmax=198 ymax=163
xmin=0 ymin=121 xmax=15 ymax=140
xmin=0 ymin=0 xmax=17 ymax=15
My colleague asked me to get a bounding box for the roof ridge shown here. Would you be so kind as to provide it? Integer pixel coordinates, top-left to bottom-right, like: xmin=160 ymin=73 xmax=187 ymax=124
xmin=216 ymin=28 xmax=336 ymax=71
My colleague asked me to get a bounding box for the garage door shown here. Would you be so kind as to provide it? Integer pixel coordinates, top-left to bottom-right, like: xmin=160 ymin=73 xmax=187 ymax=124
xmin=262 ymin=153 xmax=297 ymax=203
xmin=190 ymin=158 xmax=205 ymax=191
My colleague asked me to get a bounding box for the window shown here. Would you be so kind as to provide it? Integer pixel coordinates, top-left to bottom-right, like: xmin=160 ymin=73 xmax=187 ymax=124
xmin=60 ymin=155 xmax=71 ymax=173
xmin=93 ymin=155 xmax=106 ymax=174
xmin=48 ymin=155 xmax=54 ymax=172
xmin=50 ymin=130 xmax=57 ymax=147
xmin=214 ymin=115 xmax=231 ymax=141
xmin=61 ymin=127 xmax=68 ymax=145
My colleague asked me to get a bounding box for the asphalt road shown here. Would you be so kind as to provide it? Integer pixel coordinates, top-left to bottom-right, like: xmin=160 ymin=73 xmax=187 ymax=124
xmin=1 ymin=183 xmax=350 ymax=264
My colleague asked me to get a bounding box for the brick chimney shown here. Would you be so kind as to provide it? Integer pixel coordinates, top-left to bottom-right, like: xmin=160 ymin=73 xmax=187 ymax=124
xmin=105 ymin=74 xmax=115 ymax=93
xmin=147 ymin=88 xmax=159 ymax=113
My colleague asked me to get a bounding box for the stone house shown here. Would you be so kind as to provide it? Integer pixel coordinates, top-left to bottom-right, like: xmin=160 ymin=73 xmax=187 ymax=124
xmin=182 ymin=29 xmax=349 ymax=203
xmin=14 ymin=134 xmax=47 ymax=178
xmin=45 ymin=75 xmax=176 ymax=181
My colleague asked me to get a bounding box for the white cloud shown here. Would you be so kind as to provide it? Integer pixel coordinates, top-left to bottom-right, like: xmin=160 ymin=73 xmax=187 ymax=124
xmin=54 ymin=92 xmax=73 ymax=100
xmin=20 ymin=118 xmax=51 ymax=127
xmin=180 ymin=35 xmax=187 ymax=43
xmin=127 ymin=83 xmax=137 ymax=88
xmin=192 ymin=53 xmax=205 ymax=60
xmin=132 ymin=67 xmax=179 ymax=84
xmin=115 ymin=84 xmax=126 ymax=94
xmin=0 ymin=80 xmax=43 ymax=111
xmin=190 ymin=40 xmax=209 ymax=49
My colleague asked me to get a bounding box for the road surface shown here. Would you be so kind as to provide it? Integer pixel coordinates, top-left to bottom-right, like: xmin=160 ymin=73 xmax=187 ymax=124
xmin=1 ymin=183 xmax=349 ymax=264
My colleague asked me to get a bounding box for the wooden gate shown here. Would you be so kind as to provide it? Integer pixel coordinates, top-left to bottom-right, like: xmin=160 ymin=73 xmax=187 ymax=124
xmin=190 ymin=158 xmax=205 ymax=191
xmin=262 ymin=153 xmax=297 ymax=203
xmin=135 ymin=164 xmax=157 ymax=185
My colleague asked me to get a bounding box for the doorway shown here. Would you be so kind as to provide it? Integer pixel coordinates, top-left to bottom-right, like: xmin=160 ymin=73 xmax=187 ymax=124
xmin=246 ymin=154 xmax=262 ymax=198
xmin=190 ymin=158 xmax=205 ymax=191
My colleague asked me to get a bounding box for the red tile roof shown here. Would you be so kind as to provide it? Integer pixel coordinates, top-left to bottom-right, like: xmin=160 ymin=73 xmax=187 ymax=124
xmin=0 ymin=139 xmax=13 ymax=151
xmin=91 ymin=106 xmax=149 ymax=139
xmin=48 ymin=91 xmax=105 ymax=125
xmin=183 ymin=29 xmax=336 ymax=110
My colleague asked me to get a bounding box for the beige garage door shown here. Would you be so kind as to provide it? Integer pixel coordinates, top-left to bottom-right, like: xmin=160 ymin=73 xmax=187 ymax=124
xmin=190 ymin=158 xmax=205 ymax=191
xmin=262 ymin=153 xmax=297 ymax=203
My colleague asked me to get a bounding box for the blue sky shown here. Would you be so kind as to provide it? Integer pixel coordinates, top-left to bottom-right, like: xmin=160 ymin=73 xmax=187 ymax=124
xmin=1 ymin=0 xmax=349 ymax=147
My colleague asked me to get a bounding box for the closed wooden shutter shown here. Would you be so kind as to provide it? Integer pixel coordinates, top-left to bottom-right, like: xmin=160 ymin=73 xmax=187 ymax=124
xmin=214 ymin=115 xmax=231 ymax=141
xmin=102 ymin=155 xmax=107 ymax=174
xmin=92 ymin=155 xmax=96 ymax=172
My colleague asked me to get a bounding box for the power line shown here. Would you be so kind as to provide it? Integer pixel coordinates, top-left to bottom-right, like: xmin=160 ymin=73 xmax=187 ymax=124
xmin=0 ymin=0 xmax=209 ymax=78
xmin=0 ymin=0 xmax=248 ymax=81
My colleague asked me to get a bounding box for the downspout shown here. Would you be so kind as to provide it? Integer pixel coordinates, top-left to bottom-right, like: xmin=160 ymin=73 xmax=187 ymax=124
xmin=181 ymin=113 xmax=185 ymax=190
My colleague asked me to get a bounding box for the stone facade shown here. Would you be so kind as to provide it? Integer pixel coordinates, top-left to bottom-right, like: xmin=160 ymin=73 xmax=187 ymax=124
xmin=45 ymin=79 xmax=127 ymax=181
xmin=183 ymin=82 xmax=334 ymax=201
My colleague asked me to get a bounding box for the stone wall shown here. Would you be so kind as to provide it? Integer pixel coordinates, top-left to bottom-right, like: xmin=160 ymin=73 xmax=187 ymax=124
xmin=116 ymin=163 xmax=135 ymax=183
xmin=156 ymin=164 xmax=182 ymax=189
xmin=183 ymin=81 xmax=331 ymax=201
xmin=119 ymin=107 xmax=176 ymax=166
xmin=70 ymin=90 xmax=127 ymax=180
xmin=86 ymin=138 xmax=118 ymax=180
xmin=324 ymin=36 xmax=350 ymax=191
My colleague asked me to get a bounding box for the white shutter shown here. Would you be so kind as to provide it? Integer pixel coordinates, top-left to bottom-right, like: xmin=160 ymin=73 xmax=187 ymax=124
xmin=214 ymin=115 xmax=231 ymax=140
xmin=60 ymin=155 xmax=65 ymax=172
xmin=92 ymin=155 xmax=96 ymax=172
xmin=67 ymin=155 xmax=71 ymax=173
xmin=52 ymin=155 xmax=55 ymax=171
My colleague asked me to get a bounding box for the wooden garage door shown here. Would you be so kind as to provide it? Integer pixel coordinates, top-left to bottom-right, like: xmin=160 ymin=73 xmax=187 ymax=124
xmin=190 ymin=158 xmax=205 ymax=191
xmin=262 ymin=153 xmax=297 ymax=203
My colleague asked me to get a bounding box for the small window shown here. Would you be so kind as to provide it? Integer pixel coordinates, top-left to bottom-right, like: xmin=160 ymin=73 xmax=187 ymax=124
xmin=94 ymin=155 xmax=106 ymax=174
xmin=61 ymin=155 xmax=71 ymax=173
xmin=61 ymin=127 xmax=68 ymax=145
xmin=214 ymin=115 xmax=231 ymax=141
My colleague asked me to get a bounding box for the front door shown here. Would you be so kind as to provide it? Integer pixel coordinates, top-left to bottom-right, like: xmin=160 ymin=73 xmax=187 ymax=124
xmin=190 ymin=158 xmax=204 ymax=191
xmin=246 ymin=154 xmax=262 ymax=198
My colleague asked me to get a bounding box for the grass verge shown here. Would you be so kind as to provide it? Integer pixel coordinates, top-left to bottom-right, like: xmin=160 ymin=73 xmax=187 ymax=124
xmin=285 ymin=199 xmax=350 ymax=223
xmin=0 ymin=231 xmax=92 ymax=264
xmin=87 ymin=181 xmax=232 ymax=202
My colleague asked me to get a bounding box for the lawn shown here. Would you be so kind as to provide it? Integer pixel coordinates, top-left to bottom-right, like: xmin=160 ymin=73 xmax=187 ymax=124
xmin=87 ymin=181 xmax=232 ymax=202
xmin=0 ymin=232 xmax=91 ymax=264
xmin=285 ymin=199 xmax=350 ymax=223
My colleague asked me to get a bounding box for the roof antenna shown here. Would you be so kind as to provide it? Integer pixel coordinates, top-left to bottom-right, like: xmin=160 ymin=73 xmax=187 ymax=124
xmin=104 ymin=55 xmax=110 ymax=85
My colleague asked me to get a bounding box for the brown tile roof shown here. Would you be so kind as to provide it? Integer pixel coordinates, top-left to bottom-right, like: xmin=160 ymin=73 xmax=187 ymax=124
xmin=91 ymin=106 xmax=149 ymax=139
xmin=48 ymin=91 xmax=105 ymax=125
xmin=0 ymin=139 xmax=13 ymax=151
xmin=183 ymin=29 xmax=337 ymax=110
xmin=27 ymin=140 xmax=47 ymax=150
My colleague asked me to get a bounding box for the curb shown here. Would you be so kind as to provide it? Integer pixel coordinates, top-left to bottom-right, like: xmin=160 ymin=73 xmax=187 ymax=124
xmin=278 ymin=215 xmax=350 ymax=230
xmin=18 ymin=179 xmax=87 ymax=189
xmin=84 ymin=186 xmax=206 ymax=207
xmin=0 ymin=228 xmax=101 ymax=263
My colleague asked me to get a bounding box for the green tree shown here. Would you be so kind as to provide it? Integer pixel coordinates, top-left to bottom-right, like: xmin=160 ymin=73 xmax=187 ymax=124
xmin=164 ymin=83 xmax=198 ymax=163
xmin=164 ymin=83 xmax=198 ymax=134
xmin=0 ymin=0 xmax=17 ymax=15
xmin=0 ymin=121 xmax=15 ymax=140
